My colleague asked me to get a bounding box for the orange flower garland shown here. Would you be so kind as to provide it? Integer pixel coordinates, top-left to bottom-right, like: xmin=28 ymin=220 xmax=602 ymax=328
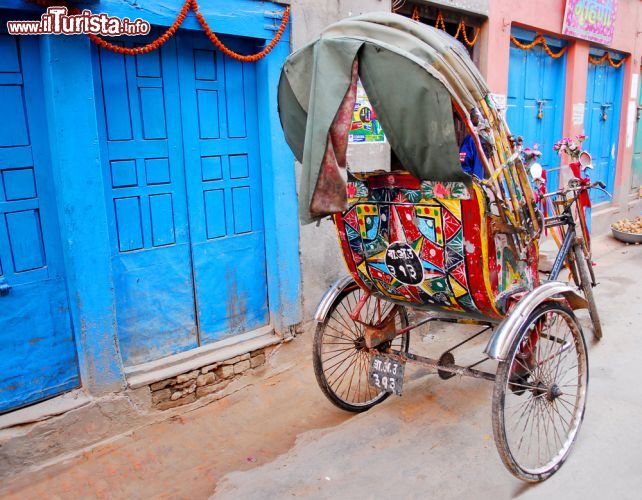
xmin=589 ymin=52 xmax=626 ymax=68
xmin=192 ymin=0 xmax=290 ymax=62
xmin=434 ymin=11 xmax=480 ymax=47
xmin=26 ymin=0 xmax=290 ymax=61
xmin=85 ymin=0 xmax=191 ymax=55
xmin=510 ymin=33 xmax=567 ymax=59
xmin=459 ymin=20 xmax=480 ymax=47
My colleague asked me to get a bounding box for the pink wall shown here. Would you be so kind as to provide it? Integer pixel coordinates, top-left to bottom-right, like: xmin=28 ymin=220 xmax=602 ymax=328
xmin=479 ymin=0 xmax=642 ymax=208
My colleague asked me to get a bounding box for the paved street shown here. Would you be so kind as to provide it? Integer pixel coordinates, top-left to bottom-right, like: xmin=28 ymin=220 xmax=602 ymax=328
xmin=215 ymin=237 xmax=642 ymax=499
xmin=2 ymin=237 xmax=641 ymax=499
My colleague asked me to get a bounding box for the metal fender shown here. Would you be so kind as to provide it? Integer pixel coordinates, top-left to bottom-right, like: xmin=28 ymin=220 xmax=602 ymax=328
xmin=314 ymin=275 xmax=357 ymax=323
xmin=484 ymin=281 xmax=589 ymax=361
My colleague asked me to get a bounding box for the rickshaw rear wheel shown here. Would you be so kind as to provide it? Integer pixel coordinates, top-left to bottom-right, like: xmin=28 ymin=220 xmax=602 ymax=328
xmin=492 ymin=302 xmax=588 ymax=482
xmin=313 ymin=284 xmax=409 ymax=413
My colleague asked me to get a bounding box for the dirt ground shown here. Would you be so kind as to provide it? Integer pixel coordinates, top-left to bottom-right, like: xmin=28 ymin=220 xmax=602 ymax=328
xmin=1 ymin=237 xmax=641 ymax=499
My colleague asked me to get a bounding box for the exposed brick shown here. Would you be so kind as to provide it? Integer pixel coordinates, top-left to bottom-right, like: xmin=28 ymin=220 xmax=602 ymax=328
xmin=222 ymin=353 xmax=251 ymax=365
xmin=176 ymin=370 xmax=199 ymax=384
xmin=201 ymin=363 xmax=218 ymax=374
xmin=222 ymin=355 xmax=241 ymax=366
xmin=151 ymin=388 xmax=172 ymax=404
xmin=174 ymin=379 xmax=195 ymax=390
xmin=150 ymin=379 xmax=176 ymax=391
xmin=156 ymin=393 xmax=196 ymax=410
xmin=196 ymin=372 xmax=217 ymax=387
xmin=250 ymin=353 xmax=265 ymax=369
xmin=170 ymin=391 xmax=182 ymax=401
xmin=196 ymin=379 xmax=230 ymax=398
xmin=250 ymin=349 xmax=263 ymax=358
xmin=234 ymin=360 xmax=251 ymax=374
xmin=218 ymin=365 xmax=235 ymax=379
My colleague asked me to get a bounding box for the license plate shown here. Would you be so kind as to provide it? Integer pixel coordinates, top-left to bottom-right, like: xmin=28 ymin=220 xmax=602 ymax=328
xmin=368 ymin=354 xmax=405 ymax=396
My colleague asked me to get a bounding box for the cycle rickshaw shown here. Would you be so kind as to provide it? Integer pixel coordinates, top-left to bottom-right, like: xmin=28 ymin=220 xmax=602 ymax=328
xmin=277 ymin=13 xmax=602 ymax=482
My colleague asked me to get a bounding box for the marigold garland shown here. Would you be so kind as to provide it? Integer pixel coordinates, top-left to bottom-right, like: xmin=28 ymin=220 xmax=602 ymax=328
xmin=26 ymin=0 xmax=290 ymax=61
xmin=589 ymin=52 xmax=626 ymax=68
xmin=510 ymin=33 xmax=567 ymax=59
xmin=192 ymin=0 xmax=290 ymax=62
xmin=85 ymin=0 xmax=191 ymax=55
xmin=459 ymin=20 xmax=480 ymax=47
xmin=434 ymin=10 xmax=480 ymax=47
xmin=435 ymin=11 xmax=447 ymax=31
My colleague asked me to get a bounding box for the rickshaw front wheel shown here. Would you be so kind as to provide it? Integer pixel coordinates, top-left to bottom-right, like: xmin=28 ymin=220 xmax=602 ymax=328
xmin=492 ymin=302 xmax=588 ymax=482
xmin=313 ymin=284 xmax=410 ymax=413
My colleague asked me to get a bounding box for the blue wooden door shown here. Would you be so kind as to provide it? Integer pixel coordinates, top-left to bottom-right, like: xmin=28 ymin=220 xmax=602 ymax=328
xmin=93 ymin=36 xmax=199 ymax=365
xmin=0 ymin=34 xmax=80 ymax=412
xmin=93 ymin=30 xmax=268 ymax=365
xmin=583 ymin=55 xmax=624 ymax=204
xmin=507 ymin=29 xmax=567 ymax=193
xmin=177 ymin=33 xmax=268 ymax=344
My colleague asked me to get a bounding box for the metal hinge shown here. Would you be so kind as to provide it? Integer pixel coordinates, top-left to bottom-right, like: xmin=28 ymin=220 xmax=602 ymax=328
xmin=264 ymin=9 xmax=284 ymax=31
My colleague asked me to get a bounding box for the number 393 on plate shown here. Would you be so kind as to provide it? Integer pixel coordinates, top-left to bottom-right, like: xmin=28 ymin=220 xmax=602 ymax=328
xmin=368 ymin=354 xmax=405 ymax=396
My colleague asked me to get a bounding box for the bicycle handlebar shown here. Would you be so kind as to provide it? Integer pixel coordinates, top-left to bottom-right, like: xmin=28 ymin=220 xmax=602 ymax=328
xmin=540 ymin=180 xmax=608 ymax=199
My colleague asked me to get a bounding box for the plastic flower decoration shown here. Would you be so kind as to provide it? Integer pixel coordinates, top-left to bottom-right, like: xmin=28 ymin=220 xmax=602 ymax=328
xmin=553 ymin=135 xmax=586 ymax=161
xmin=523 ymin=143 xmax=543 ymax=164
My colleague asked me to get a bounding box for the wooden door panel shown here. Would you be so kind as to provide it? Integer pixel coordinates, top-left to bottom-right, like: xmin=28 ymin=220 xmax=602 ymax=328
xmin=94 ymin=37 xmax=198 ymax=365
xmin=177 ymin=33 xmax=268 ymax=344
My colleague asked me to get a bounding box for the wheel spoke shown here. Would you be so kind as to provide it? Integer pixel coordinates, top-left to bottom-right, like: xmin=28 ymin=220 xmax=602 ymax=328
xmin=325 ymin=349 xmax=359 ymax=380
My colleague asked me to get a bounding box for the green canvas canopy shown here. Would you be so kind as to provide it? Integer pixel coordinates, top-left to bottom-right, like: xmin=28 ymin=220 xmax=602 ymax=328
xmin=277 ymin=12 xmax=492 ymax=223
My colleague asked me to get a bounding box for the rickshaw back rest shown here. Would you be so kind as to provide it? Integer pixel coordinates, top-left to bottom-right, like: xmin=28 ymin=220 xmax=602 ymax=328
xmin=484 ymin=281 xmax=588 ymax=361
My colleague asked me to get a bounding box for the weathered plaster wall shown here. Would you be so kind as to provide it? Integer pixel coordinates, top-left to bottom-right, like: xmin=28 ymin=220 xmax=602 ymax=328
xmin=290 ymin=0 xmax=393 ymax=320
xmin=480 ymin=0 xmax=642 ymax=231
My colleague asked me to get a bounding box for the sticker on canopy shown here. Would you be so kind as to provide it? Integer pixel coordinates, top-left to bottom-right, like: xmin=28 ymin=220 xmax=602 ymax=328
xmin=385 ymin=242 xmax=424 ymax=285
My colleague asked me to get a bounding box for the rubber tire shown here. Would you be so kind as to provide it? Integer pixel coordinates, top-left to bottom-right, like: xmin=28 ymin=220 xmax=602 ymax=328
xmin=313 ymin=285 xmax=410 ymax=413
xmin=573 ymin=244 xmax=603 ymax=340
xmin=492 ymin=302 xmax=589 ymax=482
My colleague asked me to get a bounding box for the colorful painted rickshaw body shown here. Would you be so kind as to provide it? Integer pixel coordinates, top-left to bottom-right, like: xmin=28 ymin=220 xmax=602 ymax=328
xmin=335 ymin=172 xmax=538 ymax=321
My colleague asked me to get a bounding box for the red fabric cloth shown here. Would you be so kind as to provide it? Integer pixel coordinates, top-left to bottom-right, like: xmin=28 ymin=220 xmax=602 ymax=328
xmin=569 ymin=161 xmax=592 ymax=211
xmin=309 ymin=59 xmax=359 ymax=217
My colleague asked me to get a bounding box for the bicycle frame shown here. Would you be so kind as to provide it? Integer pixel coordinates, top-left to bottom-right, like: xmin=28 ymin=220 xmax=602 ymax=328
xmin=540 ymin=181 xmax=596 ymax=283
xmin=547 ymin=222 xmax=575 ymax=280
xmin=547 ymin=211 xmax=578 ymax=281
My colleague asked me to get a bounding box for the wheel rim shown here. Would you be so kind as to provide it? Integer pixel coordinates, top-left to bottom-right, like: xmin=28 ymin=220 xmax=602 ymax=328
xmin=319 ymin=287 xmax=407 ymax=408
xmin=500 ymin=307 xmax=588 ymax=476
